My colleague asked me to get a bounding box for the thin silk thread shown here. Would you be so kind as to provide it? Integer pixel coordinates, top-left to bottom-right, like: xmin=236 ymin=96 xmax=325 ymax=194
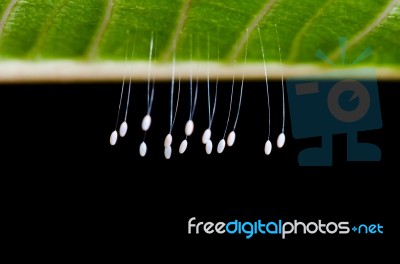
xmin=123 ymin=40 xmax=136 ymax=122
xmin=258 ymin=27 xmax=271 ymax=140
xmin=275 ymin=24 xmax=285 ymax=133
xmin=207 ymin=34 xmax=218 ymax=129
xmin=232 ymin=29 xmax=249 ymax=130
xmin=114 ymin=46 xmax=129 ymax=130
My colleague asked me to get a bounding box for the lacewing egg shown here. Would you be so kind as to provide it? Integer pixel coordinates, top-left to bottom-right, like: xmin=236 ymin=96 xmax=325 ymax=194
xmin=139 ymin=141 xmax=147 ymax=157
xmin=119 ymin=121 xmax=128 ymax=137
xmin=179 ymin=139 xmax=188 ymax=154
xmin=205 ymin=140 xmax=213 ymax=154
xmin=217 ymin=139 xmax=226 ymax=154
xmin=110 ymin=130 xmax=118 ymax=145
xmin=164 ymin=146 xmax=172 ymax=159
xmin=264 ymin=140 xmax=272 ymax=155
xmin=142 ymin=114 xmax=152 ymax=131
xmin=164 ymin=134 xmax=172 ymax=148
xmin=277 ymin=133 xmax=286 ymax=148
xmin=202 ymin=129 xmax=211 ymax=144
xmin=185 ymin=120 xmax=194 ymax=136
xmin=227 ymin=131 xmax=236 ymax=147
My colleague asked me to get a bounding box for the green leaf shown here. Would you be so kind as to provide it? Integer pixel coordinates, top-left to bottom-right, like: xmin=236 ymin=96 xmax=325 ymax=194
xmin=0 ymin=0 xmax=399 ymax=82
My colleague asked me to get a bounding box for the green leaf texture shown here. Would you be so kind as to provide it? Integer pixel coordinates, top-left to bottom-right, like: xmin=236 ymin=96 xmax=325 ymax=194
xmin=0 ymin=0 xmax=399 ymax=81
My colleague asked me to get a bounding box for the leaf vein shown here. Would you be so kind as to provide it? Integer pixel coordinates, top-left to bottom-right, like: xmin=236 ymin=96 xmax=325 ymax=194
xmin=329 ymin=0 xmax=400 ymax=61
xmin=227 ymin=0 xmax=277 ymax=62
xmin=86 ymin=0 xmax=114 ymax=60
xmin=161 ymin=0 xmax=192 ymax=61
xmin=27 ymin=0 xmax=70 ymax=59
xmin=287 ymin=0 xmax=334 ymax=62
xmin=0 ymin=0 xmax=18 ymax=36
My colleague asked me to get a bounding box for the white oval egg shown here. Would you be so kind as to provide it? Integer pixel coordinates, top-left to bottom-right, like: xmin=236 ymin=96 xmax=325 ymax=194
xmin=139 ymin=141 xmax=147 ymax=157
xmin=164 ymin=146 xmax=172 ymax=159
xmin=205 ymin=140 xmax=213 ymax=154
xmin=179 ymin=139 xmax=188 ymax=154
xmin=119 ymin=121 xmax=128 ymax=137
xmin=202 ymin=129 xmax=211 ymax=144
xmin=264 ymin=140 xmax=272 ymax=155
xmin=164 ymin=134 xmax=172 ymax=148
xmin=110 ymin=130 xmax=118 ymax=145
xmin=141 ymin=114 xmax=152 ymax=131
xmin=277 ymin=133 xmax=286 ymax=148
xmin=185 ymin=120 xmax=194 ymax=136
xmin=227 ymin=131 xmax=236 ymax=147
xmin=217 ymin=139 xmax=226 ymax=154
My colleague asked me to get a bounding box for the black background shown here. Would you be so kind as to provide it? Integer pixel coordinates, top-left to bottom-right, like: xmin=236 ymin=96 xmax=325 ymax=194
xmin=1 ymin=80 xmax=396 ymax=260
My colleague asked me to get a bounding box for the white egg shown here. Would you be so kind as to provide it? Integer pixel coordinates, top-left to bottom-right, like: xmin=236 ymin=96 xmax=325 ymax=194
xmin=277 ymin=133 xmax=286 ymax=148
xmin=227 ymin=131 xmax=236 ymax=147
xmin=185 ymin=120 xmax=194 ymax=136
xmin=119 ymin=121 xmax=128 ymax=137
xmin=141 ymin=114 xmax=152 ymax=131
xmin=205 ymin=140 xmax=213 ymax=154
xmin=217 ymin=139 xmax=226 ymax=154
xmin=202 ymin=129 xmax=211 ymax=144
xmin=164 ymin=146 xmax=172 ymax=159
xmin=110 ymin=130 xmax=118 ymax=145
xmin=264 ymin=140 xmax=272 ymax=155
xmin=179 ymin=139 xmax=188 ymax=154
xmin=139 ymin=141 xmax=147 ymax=157
xmin=164 ymin=133 xmax=172 ymax=148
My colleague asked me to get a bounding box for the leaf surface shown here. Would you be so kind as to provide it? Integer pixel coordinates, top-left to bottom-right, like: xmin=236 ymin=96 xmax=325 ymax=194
xmin=0 ymin=0 xmax=399 ymax=82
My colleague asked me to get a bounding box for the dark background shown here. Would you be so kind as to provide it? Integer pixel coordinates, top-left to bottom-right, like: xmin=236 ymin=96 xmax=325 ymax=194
xmin=1 ymin=80 xmax=396 ymax=259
